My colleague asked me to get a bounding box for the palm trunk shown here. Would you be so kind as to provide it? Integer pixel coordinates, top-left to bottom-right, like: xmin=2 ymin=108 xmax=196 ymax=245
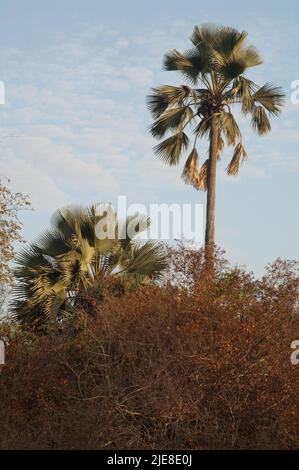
xmin=205 ymin=113 xmax=218 ymax=269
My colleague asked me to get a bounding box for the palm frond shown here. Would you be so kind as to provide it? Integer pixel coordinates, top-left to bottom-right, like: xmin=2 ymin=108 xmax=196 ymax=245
xmin=197 ymin=158 xmax=209 ymax=191
xmin=181 ymin=148 xmax=199 ymax=187
xmin=147 ymin=85 xmax=195 ymax=118
xmin=93 ymin=203 xmax=120 ymax=253
xmin=241 ymin=46 xmax=263 ymax=68
xmin=146 ymin=88 xmax=169 ymax=118
xmin=212 ymin=27 xmax=248 ymax=55
xmin=184 ymin=47 xmax=210 ymax=77
xmin=119 ymin=214 xmax=151 ymax=251
xmin=226 ymin=142 xmax=248 ymax=176
xmin=154 ymin=132 xmax=189 ymax=165
xmin=190 ymin=24 xmax=214 ymax=48
xmin=150 ymin=106 xmax=194 ymax=138
xmin=252 ymin=83 xmax=285 ymax=116
xmin=212 ymin=54 xmax=241 ymax=78
xmin=11 ymin=260 xmax=68 ymax=325
xmin=192 ymin=25 xmax=248 ymax=55
xmin=251 ymin=106 xmax=271 ymax=135
xmin=14 ymin=244 xmax=51 ymax=273
xmin=215 ymin=56 xmax=245 ymax=80
xmin=219 ymin=111 xmax=241 ymax=145
xmin=35 ymin=228 xmax=70 ymax=257
xmin=213 ymin=44 xmax=262 ymax=80
xmin=229 ymin=76 xmax=257 ymax=114
xmin=50 ymin=206 xmax=79 ymax=239
xmin=191 ymin=25 xmax=262 ymax=80
xmin=193 ymin=117 xmax=210 ymax=138
xmin=163 ymin=48 xmax=205 ymax=84
xmin=121 ymin=241 xmax=167 ymax=279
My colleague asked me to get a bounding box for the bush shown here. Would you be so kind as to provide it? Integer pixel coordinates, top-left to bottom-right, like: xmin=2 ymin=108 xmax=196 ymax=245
xmin=0 ymin=248 xmax=298 ymax=449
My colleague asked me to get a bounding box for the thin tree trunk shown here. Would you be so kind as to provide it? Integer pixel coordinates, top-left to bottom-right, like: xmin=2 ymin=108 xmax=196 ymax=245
xmin=205 ymin=113 xmax=218 ymax=268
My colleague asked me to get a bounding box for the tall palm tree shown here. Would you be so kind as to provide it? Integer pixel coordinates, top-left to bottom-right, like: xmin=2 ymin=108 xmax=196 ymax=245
xmin=147 ymin=24 xmax=284 ymax=265
xmin=11 ymin=203 xmax=167 ymax=325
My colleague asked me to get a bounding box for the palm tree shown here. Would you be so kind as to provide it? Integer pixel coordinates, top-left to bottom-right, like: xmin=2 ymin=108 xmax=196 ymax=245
xmin=11 ymin=203 xmax=167 ymax=325
xmin=147 ymin=24 xmax=284 ymax=266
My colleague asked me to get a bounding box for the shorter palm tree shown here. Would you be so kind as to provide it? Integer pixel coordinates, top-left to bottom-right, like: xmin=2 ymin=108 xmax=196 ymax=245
xmin=11 ymin=203 xmax=167 ymax=326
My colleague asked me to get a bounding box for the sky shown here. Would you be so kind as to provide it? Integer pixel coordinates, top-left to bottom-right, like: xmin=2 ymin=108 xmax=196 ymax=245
xmin=1 ymin=0 xmax=298 ymax=276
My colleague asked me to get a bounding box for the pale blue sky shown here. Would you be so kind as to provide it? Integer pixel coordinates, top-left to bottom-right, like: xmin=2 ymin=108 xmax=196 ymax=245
xmin=1 ymin=0 xmax=298 ymax=275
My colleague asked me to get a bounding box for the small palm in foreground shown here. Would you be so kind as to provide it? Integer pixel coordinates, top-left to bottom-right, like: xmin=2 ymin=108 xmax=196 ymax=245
xmin=11 ymin=204 xmax=167 ymax=325
xmin=147 ymin=24 xmax=284 ymax=263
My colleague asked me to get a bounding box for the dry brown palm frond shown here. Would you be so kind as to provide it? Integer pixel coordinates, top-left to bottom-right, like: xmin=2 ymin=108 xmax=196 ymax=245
xmin=181 ymin=148 xmax=199 ymax=187
xmin=226 ymin=142 xmax=248 ymax=176
xmin=197 ymin=158 xmax=209 ymax=190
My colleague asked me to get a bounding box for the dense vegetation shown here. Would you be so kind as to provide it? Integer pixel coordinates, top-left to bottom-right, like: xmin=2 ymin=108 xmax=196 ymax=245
xmin=0 ymin=247 xmax=298 ymax=449
xmin=0 ymin=178 xmax=30 ymax=313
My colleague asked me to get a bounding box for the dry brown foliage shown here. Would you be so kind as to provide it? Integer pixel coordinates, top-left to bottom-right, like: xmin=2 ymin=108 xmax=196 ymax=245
xmin=0 ymin=247 xmax=298 ymax=449
xmin=0 ymin=178 xmax=31 ymax=286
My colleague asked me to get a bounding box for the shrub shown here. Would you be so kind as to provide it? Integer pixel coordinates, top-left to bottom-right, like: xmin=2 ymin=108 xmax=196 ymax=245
xmin=0 ymin=249 xmax=298 ymax=449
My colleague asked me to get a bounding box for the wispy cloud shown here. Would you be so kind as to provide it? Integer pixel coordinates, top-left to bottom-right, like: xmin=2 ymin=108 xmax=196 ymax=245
xmin=1 ymin=14 xmax=298 ymax=274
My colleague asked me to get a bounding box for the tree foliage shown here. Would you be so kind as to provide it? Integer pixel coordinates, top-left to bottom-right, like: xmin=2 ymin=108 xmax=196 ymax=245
xmin=11 ymin=203 xmax=167 ymax=326
xmin=147 ymin=24 xmax=285 ymax=190
xmin=0 ymin=178 xmax=31 ymax=287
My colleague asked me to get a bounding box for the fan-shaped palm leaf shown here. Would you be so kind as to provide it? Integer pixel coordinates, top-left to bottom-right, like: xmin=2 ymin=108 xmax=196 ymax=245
xmin=219 ymin=111 xmax=241 ymax=145
xmin=251 ymin=106 xmax=271 ymax=135
xmin=150 ymin=106 xmax=194 ymax=138
xmin=252 ymin=83 xmax=285 ymax=116
xmin=12 ymin=204 xmax=167 ymax=325
xmin=164 ymin=48 xmax=207 ymax=83
xmin=147 ymin=85 xmax=196 ymax=118
xmin=154 ymin=132 xmax=189 ymax=165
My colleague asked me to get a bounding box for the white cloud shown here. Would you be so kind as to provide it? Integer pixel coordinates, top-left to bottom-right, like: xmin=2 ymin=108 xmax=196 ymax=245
xmin=123 ymin=66 xmax=154 ymax=87
xmin=1 ymin=18 xmax=298 ymax=249
xmin=103 ymin=78 xmax=130 ymax=91
xmin=3 ymin=159 xmax=70 ymax=211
